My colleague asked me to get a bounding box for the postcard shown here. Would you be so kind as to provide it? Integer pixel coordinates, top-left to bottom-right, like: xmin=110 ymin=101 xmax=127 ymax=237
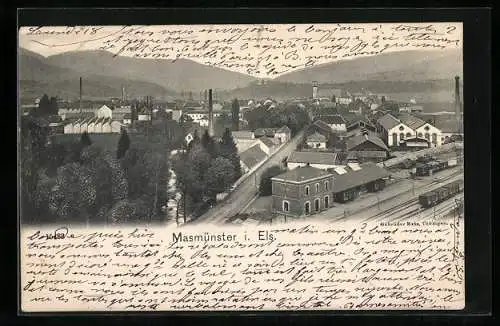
xmin=19 ymin=21 xmax=465 ymax=312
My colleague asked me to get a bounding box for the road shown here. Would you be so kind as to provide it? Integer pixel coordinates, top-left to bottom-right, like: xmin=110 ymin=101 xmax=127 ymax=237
xmin=191 ymin=130 xmax=305 ymax=225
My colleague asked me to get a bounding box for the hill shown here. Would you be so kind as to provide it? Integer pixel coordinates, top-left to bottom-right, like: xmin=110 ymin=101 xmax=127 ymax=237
xmin=275 ymin=49 xmax=463 ymax=84
xmin=45 ymin=50 xmax=257 ymax=92
xmin=18 ymin=48 xmax=176 ymax=101
xmin=218 ymin=79 xmax=461 ymax=103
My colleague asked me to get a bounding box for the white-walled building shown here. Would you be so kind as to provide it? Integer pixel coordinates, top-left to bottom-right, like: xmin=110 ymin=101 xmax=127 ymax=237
xmin=96 ymin=105 xmax=113 ymax=119
xmin=274 ymin=126 xmax=291 ymax=143
xmin=306 ymin=132 xmax=327 ymax=149
xmin=63 ymin=117 xmax=122 ymax=134
xmin=376 ymin=113 xmax=442 ymax=148
xmin=317 ymin=115 xmax=347 ymax=132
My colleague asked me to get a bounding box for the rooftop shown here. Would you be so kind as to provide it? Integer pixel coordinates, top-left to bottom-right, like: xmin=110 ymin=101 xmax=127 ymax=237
xmin=377 ymin=113 xmax=401 ymax=130
xmin=232 ymin=131 xmax=254 ymax=139
xmin=306 ymin=132 xmax=327 ymax=142
xmin=346 ymin=134 xmax=389 ymax=152
xmin=317 ymin=114 xmax=346 ymax=125
xmin=259 ymin=136 xmax=278 ymax=148
xmin=288 ymin=151 xmax=339 ymax=165
xmin=272 ymin=166 xmax=332 ymax=183
xmin=331 ymin=163 xmax=390 ymax=193
xmin=276 ymin=125 xmax=291 ymax=133
xmin=398 ymin=113 xmax=427 ymax=129
xmin=240 ymin=144 xmax=268 ymax=170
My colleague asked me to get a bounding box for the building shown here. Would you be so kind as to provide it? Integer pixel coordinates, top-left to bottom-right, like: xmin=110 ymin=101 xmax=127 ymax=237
xmin=331 ymin=163 xmax=390 ymax=203
xmin=306 ymin=132 xmax=327 ymax=149
xmin=123 ymin=114 xmax=132 ymax=125
xmin=345 ymin=115 xmax=376 ymax=133
xmin=287 ymin=151 xmax=343 ymax=170
xmin=271 ymin=166 xmax=334 ymax=218
xmin=96 ymin=105 xmax=113 ymax=119
xmin=336 ymin=97 xmax=353 ymax=105
xmin=346 ymin=134 xmax=390 ymax=162
xmin=171 ymin=110 xmax=183 ymax=122
xmin=398 ymin=113 xmax=442 ymax=147
xmin=376 ymin=113 xmax=416 ymax=147
xmin=398 ymin=104 xmax=424 ymax=113
xmin=240 ymin=144 xmax=268 ymax=173
xmin=257 ymin=136 xmax=280 ymax=155
xmin=254 ymin=128 xmax=277 ymax=138
xmin=274 ymin=126 xmax=291 ymax=143
xmin=138 ymin=114 xmax=151 ymax=121
xmin=317 ymin=115 xmax=347 ymax=132
xmin=64 ymin=117 xmax=122 ymax=134
xmin=309 ymin=120 xmax=333 ymax=137
xmin=232 ymin=131 xmax=255 ymax=140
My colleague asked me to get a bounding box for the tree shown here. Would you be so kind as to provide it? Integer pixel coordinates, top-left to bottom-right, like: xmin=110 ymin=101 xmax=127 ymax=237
xmin=80 ymin=131 xmax=92 ymax=148
xmin=117 ymin=129 xmax=130 ymax=159
xmin=219 ymin=128 xmax=242 ymax=181
xmin=37 ymin=94 xmax=50 ymax=116
xmin=231 ymin=98 xmax=240 ymax=131
xmin=49 ymin=96 xmax=59 ymax=115
xmin=259 ymin=165 xmax=285 ymax=196
xmin=205 ymin=157 xmax=235 ymax=197
xmin=327 ymin=133 xmax=340 ymax=149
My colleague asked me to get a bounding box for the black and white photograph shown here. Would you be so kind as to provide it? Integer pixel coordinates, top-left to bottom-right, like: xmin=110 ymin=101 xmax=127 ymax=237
xmin=19 ymin=23 xmax=464 ymax=228
xmin=18 ymin=16 xmax=473 ymax=312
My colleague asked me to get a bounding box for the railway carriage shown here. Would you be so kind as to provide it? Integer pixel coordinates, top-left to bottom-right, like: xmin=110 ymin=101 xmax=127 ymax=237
xmin=418 ymin=180 xmax=462 ymax=208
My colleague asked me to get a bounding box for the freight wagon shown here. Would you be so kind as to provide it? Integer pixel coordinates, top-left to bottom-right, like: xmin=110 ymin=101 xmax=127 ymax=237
xmin=418 ymin=180 xmax=462 ymax=208
xmin=415 ymin=158 xmax=458 ymax=177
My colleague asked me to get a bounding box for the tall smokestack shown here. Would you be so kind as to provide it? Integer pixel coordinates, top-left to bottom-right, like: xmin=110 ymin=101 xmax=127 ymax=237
xmin=79 ymin=77 xmax=82 ymax=113
xmin=454 ymin=76 xmax=462 ymax=134
xmin=208 ymin=89 xmax=214 ymax=136
xmin=312 ymin=81 xmax=318 ymax=99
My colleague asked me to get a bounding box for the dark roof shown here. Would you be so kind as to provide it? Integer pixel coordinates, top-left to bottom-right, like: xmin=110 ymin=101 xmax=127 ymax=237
xmin=288 ymin=151 xmax=339 ymax=165
xmin=306 ymin=132 xmax=327 ymax=142
xmin=377 ymin=113 xmax=401 ymax=130
xmin=254 ymin=128 xmax=276 ymax=137
xmin=332 ymin=163 xmax=390 ymax=193
xmin=432 ymin=117 xmax=461 ymax=133
xmin=259 ymin=136 xmax=277 ymax=148
xmin=318 ymin=115 xmax=346 ymax=125
xmin=311 ymin=120 xmax=333 ymax=134
xmin=346 ymin=134 xmax=389 ymax=152
xmin=123 ymin=113 xmax=132 ymax=119
xmin=272 ymin=166 xmax=332 ymax=183
xmin=240 ymin=145 xmax=267 ymax=169
xmin=398 ymin=113 xmax=427 ymax=129
xmin=347 ymin=151 xmax=388 ymax=159
xmin=276 ymin=125 xmax=291 ymax=133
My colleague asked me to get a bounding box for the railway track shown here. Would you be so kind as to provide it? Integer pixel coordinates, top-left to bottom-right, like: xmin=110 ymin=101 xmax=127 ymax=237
xmin=361 ymin=171 xmax=464 ymax=223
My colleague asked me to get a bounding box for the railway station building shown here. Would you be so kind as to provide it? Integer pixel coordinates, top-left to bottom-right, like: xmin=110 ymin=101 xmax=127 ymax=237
xmin=271 ymin=163 xmax=391 ymax=218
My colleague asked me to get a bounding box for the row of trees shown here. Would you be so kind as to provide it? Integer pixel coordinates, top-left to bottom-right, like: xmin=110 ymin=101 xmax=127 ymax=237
xmin=172 ymin=128 xmax=241 ymax=220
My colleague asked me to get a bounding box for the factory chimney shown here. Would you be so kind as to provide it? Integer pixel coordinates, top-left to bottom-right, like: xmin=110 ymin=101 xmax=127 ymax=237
xmin=454 ymin=76 xmax=462 ymax=134
xmin=312 ymin=81 xmax=318 ymax=99
xmin=208 ymin=89 xmax=214 ymax=137
xmin=79 ymin=77 xmax=82 ymax=113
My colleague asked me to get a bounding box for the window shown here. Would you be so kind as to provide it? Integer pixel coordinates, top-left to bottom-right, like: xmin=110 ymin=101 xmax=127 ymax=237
xmin=324 ymin=181 xmax=329 ymax=191
xmin=314 ymin=198 xmax=320 ymax=212
xmin=425 ymin=133 xmax=430 ymax=140
xmin=304 ymin=202 xmax=310 ymax=215
xmin=424 ymin=125 xmax=430 ymax=131
xmin=392 ymin=133 xmax=398 ymax=145
xmin=399 ymin=126 xmax=404 ymax=131
xmin=315 ymin=183 xmax=320 ymax=192
xmin=418 ymin=132 xmax=423 ymax=138
xmin=324 ymin=196 xmax=329 ymax=208
xmin=400 ymin=133 xmax=405 ymax=140
xmin=432 ymin=133 xmax=437 ymax=144
xmin=406 ymin=132 xmax=412 ymax=138
xmin=282 ymin=201 xmax=289 ymax=212
xmin=305 ymin=186 xmax=310 ymax=196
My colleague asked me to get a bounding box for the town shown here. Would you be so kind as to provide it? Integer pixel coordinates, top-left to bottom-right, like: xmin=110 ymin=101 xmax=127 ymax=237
xmin=20 ymin=76 xmax=464 ymax=227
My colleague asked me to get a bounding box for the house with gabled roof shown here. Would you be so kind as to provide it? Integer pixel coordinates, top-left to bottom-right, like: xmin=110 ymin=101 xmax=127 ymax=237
xmin=240 ymin=144 xmax=268 ymax=173
xmin=306 ymin=132 xmax=327 ymax=149
xmin=346 ymin=134 xmax=390 ymax=162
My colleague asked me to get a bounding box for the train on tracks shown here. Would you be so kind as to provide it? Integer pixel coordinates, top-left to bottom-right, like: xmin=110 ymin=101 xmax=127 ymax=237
xmin=418 ymin=180 xmax=462 ymax=208
xmin=414 ymin=158 xmax=458 ymax=177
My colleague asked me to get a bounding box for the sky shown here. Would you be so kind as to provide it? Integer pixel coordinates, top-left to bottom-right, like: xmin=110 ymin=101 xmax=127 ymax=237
xmin=18 ymin=23 xmax=463 ymax=78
